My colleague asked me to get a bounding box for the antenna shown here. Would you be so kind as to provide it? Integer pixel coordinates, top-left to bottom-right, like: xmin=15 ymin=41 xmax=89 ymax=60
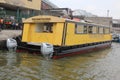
xmin=107 ymin=10 xmax=109 ymax=17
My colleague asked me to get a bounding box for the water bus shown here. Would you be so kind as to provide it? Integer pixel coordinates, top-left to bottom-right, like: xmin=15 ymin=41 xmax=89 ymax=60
xmin=11 ymin=15 xmax=112 ymax=59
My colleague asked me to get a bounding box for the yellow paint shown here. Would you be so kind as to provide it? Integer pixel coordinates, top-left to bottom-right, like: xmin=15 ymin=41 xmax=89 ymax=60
xmin=21 ymin=0 xmax=41 ymax=10
xmin=65 ymin=23 xmax=112 ymax=46
xmin=23 ymin=15 xmax=65 ymax=23
xmin=22 ymin=22 xmax=64 ymax=45
xmin=22 ymin=16 xmax=112 ymax=47
xmin=22 ymin=24 xmax=31 ymax=42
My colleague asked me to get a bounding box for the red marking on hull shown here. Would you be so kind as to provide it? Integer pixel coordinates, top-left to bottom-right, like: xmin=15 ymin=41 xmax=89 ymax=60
xmin=52 ymin=44 xmax=111 ymax=59
xmin=16 ymin=49 xmax=28 ymax=53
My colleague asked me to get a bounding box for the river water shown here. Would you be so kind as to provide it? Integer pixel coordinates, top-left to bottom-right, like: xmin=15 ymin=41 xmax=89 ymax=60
xmin=0 ymin=43 xmax=120 ymax=80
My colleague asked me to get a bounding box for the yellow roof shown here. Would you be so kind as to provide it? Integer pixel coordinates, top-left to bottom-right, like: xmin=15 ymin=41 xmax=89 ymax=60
xmin=23 ymin=15 xmax=66 ymax=23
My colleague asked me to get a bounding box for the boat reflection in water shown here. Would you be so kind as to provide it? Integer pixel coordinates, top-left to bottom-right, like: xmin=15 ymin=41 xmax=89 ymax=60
xmin=6 ymin=52 xmax=20 ymax=66
xmin=0 ymin=51 xmax=20 ymax=66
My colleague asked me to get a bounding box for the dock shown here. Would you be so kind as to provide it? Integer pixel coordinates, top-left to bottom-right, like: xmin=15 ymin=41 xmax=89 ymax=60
xmin=0 ymin=30 xmax=22 ymax=40
xmin=0 ymin=30 xmax=22 ymax=49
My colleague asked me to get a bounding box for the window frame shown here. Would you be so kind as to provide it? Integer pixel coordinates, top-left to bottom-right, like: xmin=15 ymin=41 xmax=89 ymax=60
xmin=104 ymin=27 xmax=110 ymax=34
xmin=88 ymin=25 xmax=93 ymax=34
xmin=99 ymin=27 xmax=104 ymax=34
xmin=83 ymin=25 xmax=88 ymax=34
xmin=35 ymin=23 xmax=53 ymax=33
xmin=75 ymin=24 xmax=84 ymax=34
xmin=92 ymin=26 xmax=97 ymax=34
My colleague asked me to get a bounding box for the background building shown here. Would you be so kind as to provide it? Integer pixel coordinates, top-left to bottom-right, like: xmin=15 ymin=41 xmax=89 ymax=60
xmin=84 ymin=17 xmax=113 ymax=27
xmin=73 ymin=9 xmax=97 ymax=17
xmin=112 ymin=19 xmax=120 ymax=33
xmin=0 ymin=0 xmax=116 ymax=34
xmin=0 ymin=0 xmax=41 ymax=22
xmin=41 ymin=0 xmax=72 ymax=18
xmin=41 ymin=0 xmax=58 ymax=9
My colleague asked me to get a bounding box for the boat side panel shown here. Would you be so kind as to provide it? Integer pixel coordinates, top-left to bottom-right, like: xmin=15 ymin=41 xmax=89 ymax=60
xmin=22 ymin=23 xmax=64 ymax=46
xmin=64 ymin=22 xmax=112 ymax=46
xmin=22 ymin=23 xmax=32 ymax=42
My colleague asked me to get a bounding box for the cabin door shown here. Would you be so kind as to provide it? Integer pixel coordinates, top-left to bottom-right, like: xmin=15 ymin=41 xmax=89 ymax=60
xmin=28 ymin=24 xmax=34 ymax=42
xmin=64 ymin=23 xmax=76 ymax=46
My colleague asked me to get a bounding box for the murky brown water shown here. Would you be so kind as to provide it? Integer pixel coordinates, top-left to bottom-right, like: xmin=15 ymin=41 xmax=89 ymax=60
xmin=0 ymin=43 xmax=120 ymax=80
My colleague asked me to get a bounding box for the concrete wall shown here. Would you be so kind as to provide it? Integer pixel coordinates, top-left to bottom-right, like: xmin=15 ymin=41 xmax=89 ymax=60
xmin=0 ymin=0 xmax=5 ymax=3
xmin=0 ymin=0 xmax=41 ymax=10
xmin=21 ymin=0 xmax=41 ymax=10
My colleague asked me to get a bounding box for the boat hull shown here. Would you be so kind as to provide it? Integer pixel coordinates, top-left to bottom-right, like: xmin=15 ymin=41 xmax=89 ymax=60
xmin=16 ymin=41 xmax=111 ymax=59
xmin=52 ymin=42 xmax=111 ymax=59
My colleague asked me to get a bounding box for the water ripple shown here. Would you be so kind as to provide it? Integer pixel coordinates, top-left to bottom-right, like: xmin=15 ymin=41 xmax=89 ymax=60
xmin=0 ymin=43 xmax=120 ymax=80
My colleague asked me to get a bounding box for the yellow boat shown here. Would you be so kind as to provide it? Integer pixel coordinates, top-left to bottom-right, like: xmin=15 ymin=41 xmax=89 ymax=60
xmin=17 ymin=15 xmax=112 ymax=59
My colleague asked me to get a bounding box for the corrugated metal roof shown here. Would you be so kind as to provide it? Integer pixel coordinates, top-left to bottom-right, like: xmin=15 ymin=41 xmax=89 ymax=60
xmin=42 ymin=0 xmax=58 ymax=8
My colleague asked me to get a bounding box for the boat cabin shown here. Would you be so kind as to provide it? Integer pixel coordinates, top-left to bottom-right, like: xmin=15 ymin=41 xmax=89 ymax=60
xmin=22 ymin=15 xmax=112 ymax=47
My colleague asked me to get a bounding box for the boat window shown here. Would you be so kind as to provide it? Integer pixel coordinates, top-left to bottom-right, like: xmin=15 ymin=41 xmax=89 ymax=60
xmin=35 ymin=23 xmax=53 ymax=33
xmin=99 ymin=27 xmax=104 ymax=34
xmin=84 ymin=25 xmax=88 ymax=34
xmin=88 ymin=26 xmax=93 ymax=34
xmin=104 ymin=28 xmax=110 ymax=34
xmin=75 ymin=24 xmax=84 ymax=34
xmin=97 ymin=27 xmax=99 ymax=33
xmin=92 ymin=26 xmax=97 ymax=34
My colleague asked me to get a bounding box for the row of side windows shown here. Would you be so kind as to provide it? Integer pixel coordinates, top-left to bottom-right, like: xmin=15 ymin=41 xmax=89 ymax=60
xmin=28 ymin=0 xmax=32 ymax=2
xmin=75 ymin=24 xmax=110 ymax=34
xmin=35 ymin=23 xmax=110 ymax=34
